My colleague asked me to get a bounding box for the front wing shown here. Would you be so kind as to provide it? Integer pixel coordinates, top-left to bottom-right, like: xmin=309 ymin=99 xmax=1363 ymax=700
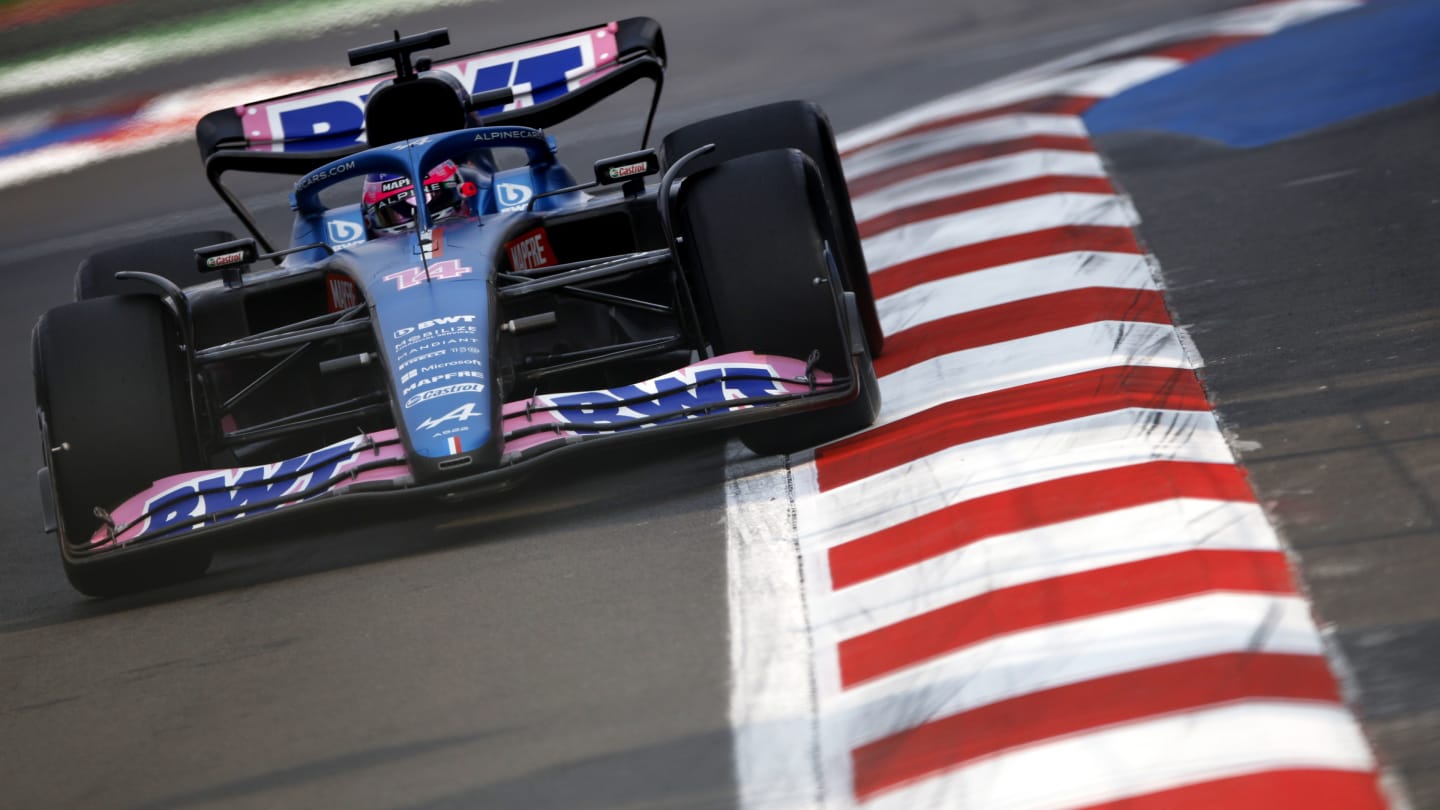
xmin=66 ymin=352 xmax=855 ymax=562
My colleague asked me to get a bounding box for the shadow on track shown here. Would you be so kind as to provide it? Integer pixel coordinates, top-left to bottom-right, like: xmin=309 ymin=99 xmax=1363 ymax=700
xmin=1 ymin=432 xmax=729 ymax=633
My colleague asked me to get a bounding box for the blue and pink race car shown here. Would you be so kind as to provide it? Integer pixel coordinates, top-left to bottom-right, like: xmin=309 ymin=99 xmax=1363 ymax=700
xmin=31 ymin=18 xmax=883 ymax=597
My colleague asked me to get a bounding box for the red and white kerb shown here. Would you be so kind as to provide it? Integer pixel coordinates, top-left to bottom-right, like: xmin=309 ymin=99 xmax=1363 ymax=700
xmin=725 ymin=2 xmax=1388 ymax=809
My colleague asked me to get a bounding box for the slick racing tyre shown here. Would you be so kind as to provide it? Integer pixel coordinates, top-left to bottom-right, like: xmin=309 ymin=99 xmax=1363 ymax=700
xmin=678 ymin=148 xmax=881 ymax=456
xmin=33 ymin=295 xmax=211 ymax=597
xmin=662 ymin=100 xmax=883 ymax=356
xmin=75 ymin=229 xmax=235 ymax=300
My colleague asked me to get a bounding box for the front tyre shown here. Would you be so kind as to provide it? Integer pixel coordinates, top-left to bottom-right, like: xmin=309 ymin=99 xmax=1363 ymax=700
xmin=33 ymin=295 xmax=210 ymax=597
xmin=663 ymin=100 xmax=884 ymax=356
xmin=678 ymin=149 xmax=880 ymax=456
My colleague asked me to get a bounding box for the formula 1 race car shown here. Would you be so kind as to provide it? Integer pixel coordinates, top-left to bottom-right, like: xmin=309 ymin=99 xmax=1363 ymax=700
xmin=32 ymin=18 xmax=883 ymax=596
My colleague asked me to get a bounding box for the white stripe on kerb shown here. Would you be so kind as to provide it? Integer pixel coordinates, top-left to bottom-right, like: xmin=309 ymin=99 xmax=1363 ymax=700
xmin=863 ymin=702 xmax=1375 ymax=810
xmin=840 ymin=114 xmax=1089 ymax=182
xmin=805 ymin=499 xmax=1279 ymax=641
xmin=796 ymin=408 xmax=1234 ymax=549
xmin=875 ymin=251 xmax=1154 ymax=336
xmin=836 ymin=56 xmax=1180 ymax=155
xmin=823 ymin=593 xmax=1324 ymax=749
xmin=848 ymin=149 xmax=1108 ymax=223
xmin=872 ymin=320 xmax=1194 ymax=427
xmin=862 ymin=193 xmax=1140 ymax=272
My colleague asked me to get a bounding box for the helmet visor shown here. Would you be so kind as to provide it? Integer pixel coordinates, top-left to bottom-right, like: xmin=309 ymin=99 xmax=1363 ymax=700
xmin=424 ymin=176 xmax=463 ymax=221
xmin=367 ymin=190 xmax=417 ymax=231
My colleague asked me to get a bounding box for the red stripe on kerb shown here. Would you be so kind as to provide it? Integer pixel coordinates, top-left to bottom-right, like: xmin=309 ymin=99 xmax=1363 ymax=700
xmin=875 ymin=287 xmax=1173 ymax=377
xmin=829 ymin=460 xmax=1257 ymax=589
xmin=847 ymin=134 xmax=1095 ymax=198
xmin=838 ymin=549 xmax=1296 ymax=688
xmin=1070 ymin=769 xmax=1388 ymax=810
xmin=857 ymin=175 xmax=1116 ymax=239
xmin=818 ymin=365 xmax=1211 ymax=492
xmin=851 ymin=652 xmax=1342 ymax=800
xmin=870 ymin=225 xmax=1143 ymax=299
xmin=840 ymin=94 xmax=1098 ymax=158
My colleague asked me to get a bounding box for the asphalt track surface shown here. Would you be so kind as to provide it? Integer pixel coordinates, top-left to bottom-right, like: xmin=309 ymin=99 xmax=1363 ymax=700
xmin=0 ymin=1 xmax=1422 ymax=808
xmin=1098 ymin=92 xmax=1440 ymax=807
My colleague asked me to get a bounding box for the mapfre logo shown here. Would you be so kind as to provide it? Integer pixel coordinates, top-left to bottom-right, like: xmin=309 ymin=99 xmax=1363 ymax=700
xmin=505 ymin=227 xmax=553 ymax=272
xmin=325 ymin=273 xmax=358 ymax=312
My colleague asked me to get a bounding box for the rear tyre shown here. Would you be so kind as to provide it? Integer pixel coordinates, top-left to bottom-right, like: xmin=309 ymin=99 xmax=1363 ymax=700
xmin=33 ymin=295 xmax=210 ymax=597
xmin=679 ymin=149 xmax=880 ymax=456
xmin=75 ymin=229 xmax=234 ymax=300
xmin=662 ymin=101 xmax=884 ymax=356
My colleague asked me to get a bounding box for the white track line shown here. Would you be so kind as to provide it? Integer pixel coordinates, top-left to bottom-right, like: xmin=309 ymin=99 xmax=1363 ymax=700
xmin=727 ymin=446 xmax=825 ymax=810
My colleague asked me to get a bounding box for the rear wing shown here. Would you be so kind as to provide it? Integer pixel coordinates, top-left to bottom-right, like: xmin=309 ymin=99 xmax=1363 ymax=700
xmin=197 ymin=17 xmax=663 ymax=161
xmin=194 ymin=17 xmax=664 ymax=249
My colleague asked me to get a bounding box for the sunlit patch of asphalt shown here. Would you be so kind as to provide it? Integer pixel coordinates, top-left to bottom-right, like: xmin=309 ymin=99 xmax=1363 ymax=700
xmin=0 ymin=0 xmax=494 ymax=102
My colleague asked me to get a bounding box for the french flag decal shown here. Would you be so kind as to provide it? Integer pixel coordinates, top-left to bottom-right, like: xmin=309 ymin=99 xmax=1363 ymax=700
xmin=446 ymin=436 xmax=462 ymax=455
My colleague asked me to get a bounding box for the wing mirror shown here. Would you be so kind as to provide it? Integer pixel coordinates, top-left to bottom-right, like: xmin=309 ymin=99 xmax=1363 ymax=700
xmin=594 ymin=149 xmax=660 ymax=191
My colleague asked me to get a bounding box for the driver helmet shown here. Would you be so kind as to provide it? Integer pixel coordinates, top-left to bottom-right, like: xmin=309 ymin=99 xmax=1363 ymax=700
xmin=362 ymin=159 xmax=467 ymax=235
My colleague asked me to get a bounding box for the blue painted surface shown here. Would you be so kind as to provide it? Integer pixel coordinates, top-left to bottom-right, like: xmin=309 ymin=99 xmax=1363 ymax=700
xmin=0 ymin=115 xmax=127 ymax=158
xmin=1085 ymin=0 xmax=1440 ymax=147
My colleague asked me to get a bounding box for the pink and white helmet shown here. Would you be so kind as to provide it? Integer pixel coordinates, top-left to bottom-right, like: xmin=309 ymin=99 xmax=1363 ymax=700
xmin=361 ymin=160 xmax=467 ymax=235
